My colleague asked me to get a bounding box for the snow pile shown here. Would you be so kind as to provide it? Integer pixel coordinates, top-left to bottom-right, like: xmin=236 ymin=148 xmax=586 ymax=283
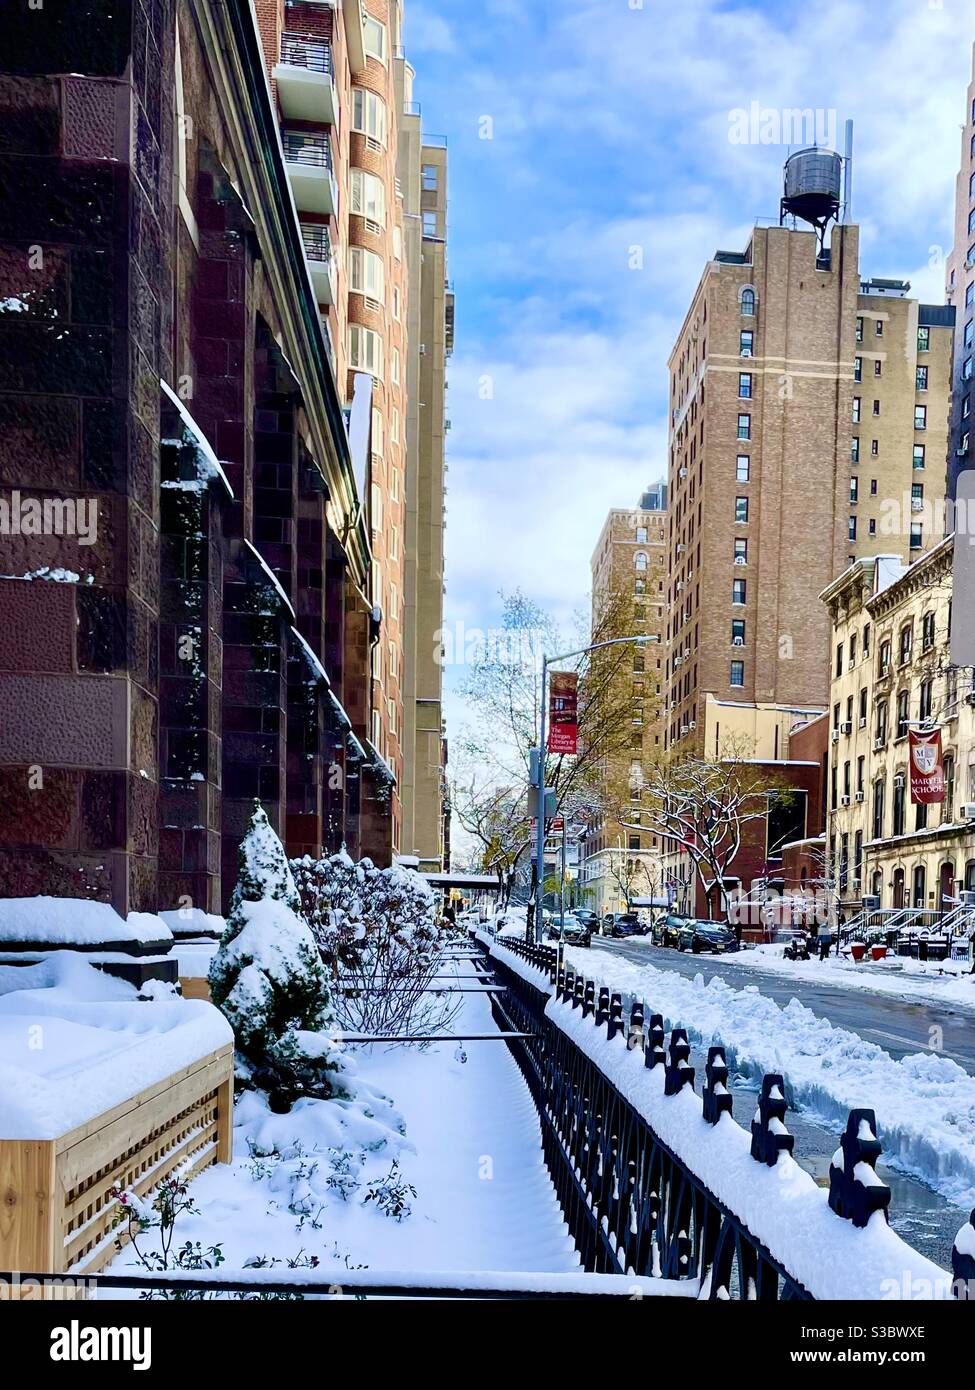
xmin=735 ymin=941 xmax=974 ymax=1011
xmin=159 ymin=908 xmax=225 ymax=940
xmin=0 ymin=953 xmax=232 ymax=1139
xmin=557 ymin=945 xmax=975 ymax=1208
xmin=0 ymin=897 xmax=173 ymax=947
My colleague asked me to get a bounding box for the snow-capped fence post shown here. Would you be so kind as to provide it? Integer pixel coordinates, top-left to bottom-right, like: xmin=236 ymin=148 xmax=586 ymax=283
xmin=573 ymin=974 xmax=586 ymax=1009
xmin=559 ymin=967 xmax=573 ymax=1002
xmin=952 ymin=1211 xmax=975 ymax=1299
xmin=627 ymin=1000 xmax=645 ymax=1052
xmin=607 ymin=993 xmax=624 ymax=1042
xmin=595 ymin=985 xmax=610 ymax=1027
xmin=827 ymin=1109 xmax=891 ymax=1228
xmin=556 ymin=962 xmax=567 ymax=997
xmin=582 ymin=979 xmax=596 ymax=1018
xmin=664 ymin=1027 xmax=694 ymax=1095
xmin=645 ymin=1013 xmax=666 ymax=1069
xmin=749 ymin=1074 xmax=794 ymax=1166
xmin=702 ymin=1046 xmax=733 ymax=1125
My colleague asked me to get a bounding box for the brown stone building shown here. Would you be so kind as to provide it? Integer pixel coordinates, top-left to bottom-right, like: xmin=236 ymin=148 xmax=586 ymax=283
xmin=665 ymin=218 xmax=953 ymax=760
xmin=0 ymin=0 xmax=435 ymax=914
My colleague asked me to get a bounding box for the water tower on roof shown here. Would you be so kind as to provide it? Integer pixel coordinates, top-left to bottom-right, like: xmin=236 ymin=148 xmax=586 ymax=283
xmin=779 ymin=121 xmax=853 ymax=253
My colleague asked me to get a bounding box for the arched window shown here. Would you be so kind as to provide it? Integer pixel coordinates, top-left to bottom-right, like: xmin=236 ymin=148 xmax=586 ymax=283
xmin=635 ymin=552 xmax=648 ymax=572
xmin=911 ymin=864 xmax=926 ymax=908
xmin=740 ymin=287 xmax=756 ymax=316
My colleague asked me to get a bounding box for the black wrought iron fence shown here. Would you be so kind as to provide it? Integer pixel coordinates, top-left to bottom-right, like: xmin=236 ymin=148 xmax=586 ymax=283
xmin=282 ymin=129 xmax=333 ymax=170
xmin=280 ymin=33 xmax=333 ymax=75
xmin=484 ymin=936 xmax=970 ymax=1302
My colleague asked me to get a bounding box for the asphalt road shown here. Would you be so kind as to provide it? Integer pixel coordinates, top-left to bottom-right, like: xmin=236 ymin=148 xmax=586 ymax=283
xmin=589 ymin=937 xmax=975 ymax=1074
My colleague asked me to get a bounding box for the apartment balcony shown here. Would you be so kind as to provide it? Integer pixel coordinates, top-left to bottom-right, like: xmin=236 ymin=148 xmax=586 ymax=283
xmin=300 ymin=223 xmax=336 ymax=305
xmin=274 ymin=34 xmax=337 ymax=124
xmin=282 ymin=130 xmax=337 ymax=215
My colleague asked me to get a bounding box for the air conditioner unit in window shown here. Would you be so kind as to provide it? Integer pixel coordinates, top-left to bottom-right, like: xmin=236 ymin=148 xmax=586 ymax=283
xmin=688 ymin=721 xmax=696 ymax=729
xmin=732 ymin=637 xmax=744 ymax=647
xmin=855 ymin=791 xmax=865 ymax=803
xmin=840 ymin=795 xmax=850 ymax=806
xmin=679 ymin=467 xmax=688 ymax=478
xmin=873 ymin=737 xmax=886 ymax=751
xmin=961 ymin=804 xmax=975 ymax=820
xmin=858 ymin=716 xmax=867 ymax=729
xmin=894 ymin=774 xmax=905 ymax=789
xmin=911 ymin=499 xmax=924 ymax=512
xmin=831 ymin=729 xmax=840 ymax=742
xmin=741 ymin=348 xmax=753 ymax=358
xmin=734 ymin=555 xmax=747 ymax=566
xmin=841 ymin=721 xmax=853 ymax=735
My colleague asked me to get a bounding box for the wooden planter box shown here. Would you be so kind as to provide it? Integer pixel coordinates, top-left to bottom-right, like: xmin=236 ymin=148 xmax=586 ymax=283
xmin=0 ymin=1043 xmax=233 ymax=1282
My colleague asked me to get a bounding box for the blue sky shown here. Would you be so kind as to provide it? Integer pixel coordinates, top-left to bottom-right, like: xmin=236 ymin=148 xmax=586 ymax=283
xmin=401 ymin=0 xmax=972 ymax=725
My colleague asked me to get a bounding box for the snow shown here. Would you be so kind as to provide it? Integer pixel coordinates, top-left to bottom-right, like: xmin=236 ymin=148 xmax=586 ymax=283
xmin=0 ymin=566 xmax=83 ymax=582
xmin=552 ymin=944 xmax=975 ymax=1209
xmin=160 ymin=379 xmax=235 ymax=498
xmin=0 ymin=897 xmax=173 ymax=947
xmin=290 ymin=625 xmax=331 ymax=686
xmin=0 ymin=953 xmax=232 ymax=1139
xmin=108 ymin=961 xmax=582 ymax=1285
xmin=159 ymin=907 xmax=225 ymax=939
xmin=491 ymin=942 xmax=953 ymax=1300
xmin=732 ymin=941 xmax=975 ymax=1011
xmin=174 ymin=941 xmax=218 ymax=979
xmin=244 ymin=539 xmax=296 ymax=619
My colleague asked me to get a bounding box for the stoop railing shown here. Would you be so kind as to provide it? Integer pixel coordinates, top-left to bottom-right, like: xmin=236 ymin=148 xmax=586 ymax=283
xmin=478 ymin=933 xmax=970 ymax=1302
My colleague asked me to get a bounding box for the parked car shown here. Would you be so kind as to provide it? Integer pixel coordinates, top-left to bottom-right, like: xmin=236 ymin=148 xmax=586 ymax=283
xmin=601 ymin=912 xmax=646 ymax=938
xmin=651 ymin=913 xmax=688 ymax=947
xmin=572 ymin=909 xmax=599 ymax=930
xmin=546 ymin=915 xmax=591 ymax=947
xmin=675 ymin=920 xmax=739 ymax=954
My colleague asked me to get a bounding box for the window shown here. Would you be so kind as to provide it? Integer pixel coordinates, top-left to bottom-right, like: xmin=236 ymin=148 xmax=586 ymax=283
xmin=735 ymin=496 xmax=749 ymax=523
xmin=732 ymin=618 xmax=745 ymax=644
xmin=873 ymin=399 xmax=881 ymax=416
xmin=876 ymin=699 xmax=888 ymax=743
xmin=635 ymin=526 xmax=648 ymax=542
xmin=850 ymin=476 xmax=859 ymax=503
xmin=892 ymin=777 xmax=905 ymax=836
xmin=915 ymin=364 xmax=928 ymax=391
xmin=391 ymin=347 xmax=400 ymax=385
xmin=896 ymin=688 xmax=910 ymax=739
xmin=348 ymin=324 xmax=383 ymax=378
xmin=737 ymin=414 xmax=751 ymax=439
xmin=634 ymin=551 xmax=648 ymax=572
xmin=730 ymin=660 xmax=744 ymax=687
xmin=363 ymin=15 xmax=387 ymax=62
xmin=421 ymin=163 xmax=438 ymax=192
xmin=852 ymin=397 xmax=861 ymax=422
xmin=848 ymin=515 xmax=857 ymax=542
xmin=736 ymin=454 xmax=750 ymax=481
xmin=913 ymin=444 xmax=925 ymax=470
xmin=740 ymin=329 xmax=753 ymax=355
xmin=912 ymin=481 xmax=924 ymax=507
xmin=875 ymin=320 xmax=884 ymax=337
xmin=371 ymin=406 xmax=384 ymax=456
xmin=968 ymin=282 xmax=975 ymax=309
xmin=734 ymin=537 xmax=747 ymax=562
xmin=873 ymin=359 xmax=882 ymax=377
xmin=352 ymin=88 xmax=387 ymax=144
xmin=859 ymin=686 xmax=868 ymax=721
xmin=915 ymin=404 xmax=927 ymax=430
xmin=390 ymin=407 xmax=400 ymax=444
xmin=835 ymin=642 xmax=844 ymax=678
xmin=879 ymin=639 xmax=891 ymax=674
xmin=348 ymin=246 xmax=385 ymax=300
xmin=899 ymin=625 xmax=912 ymax=665
xmin=851 ymin=437 xmax=860 ymax=463
xmin=873 ymin=779 xmax=885 ymax=839
xmin=423 ymin=209 xmax=438 ymax=237
xmin=870 ymin=478 xmax=877 ymax=495
xmin=917 ymin=326 xmax=929 ymax=352
xmin=738 ymin=371 xmax=752 ymax=399
xmin=350 ymin=167 xmax=386 ymax=224
xmin=944 ymin=756 xmax=955 ymax=822
xmin=732 ymin=579 xmax=746 ymax=605
xmin=854 ymin=357 xmax=862 ymax=382
xmin=849 ymin=632 xmax=857 ymax=665
xmin=392 ymin=286 xmax=400 ymax=320
xmin=740 ymin=287 xmax=756 ymax=316
xmin=855 ymin=317 xmax=863 ymax=342
xmin=863 ymin=623 xmax=870 ymax=655
xmin=910 ymin=522 xmax=923 ymax=550
xmin=919 ymin=677 xmax=933 ymax=721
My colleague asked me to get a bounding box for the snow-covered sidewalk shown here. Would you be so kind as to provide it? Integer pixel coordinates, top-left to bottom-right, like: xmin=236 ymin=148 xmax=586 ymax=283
xmin=109 ymin=958 xmax=581 ymax=1281
xmin=729 ymin=941 xmax=974 ymax=1011
xmin=562 ymin=945 xmax=975 ymax=1209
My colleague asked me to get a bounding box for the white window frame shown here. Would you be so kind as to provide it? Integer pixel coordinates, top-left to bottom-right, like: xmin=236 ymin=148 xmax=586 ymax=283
xmin=363 ymin=16 xmax=387 ymax=63
xmin=350 ymin=167 xmax=386 ymax=225
xmin=349 ymin=245 xmax=385 ymax=301
xmin=349 ymin=324 xmax=384 ymax=379
xmin=352 ymin=87 xmax=387 ymax=145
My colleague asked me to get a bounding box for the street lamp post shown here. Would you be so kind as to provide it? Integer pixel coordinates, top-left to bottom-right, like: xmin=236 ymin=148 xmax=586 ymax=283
xmin=532 ymin=634 xmax=658 ymax=943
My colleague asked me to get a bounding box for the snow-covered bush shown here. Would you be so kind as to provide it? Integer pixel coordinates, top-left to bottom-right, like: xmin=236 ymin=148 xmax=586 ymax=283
xmin=291 ymin=850 xmax=368 ymax=973
xmin=291 ymin=851 xmax=459 ymax=1039
xmin=209 ymin=802 xmax=344 ymax=1109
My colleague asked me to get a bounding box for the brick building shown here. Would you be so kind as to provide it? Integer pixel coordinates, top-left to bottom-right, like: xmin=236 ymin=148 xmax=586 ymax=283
xmin=946 ymin=39 xmax=975 ymax=497
xmin=0 ymin=0 xmax=437 ymax=914
xmin=665 ymin=217 xmax=952 ymax=761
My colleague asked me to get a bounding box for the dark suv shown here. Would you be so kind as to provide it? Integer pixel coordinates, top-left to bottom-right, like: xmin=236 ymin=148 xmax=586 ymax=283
xmin=651 ymin=913 xmax=687 ymax=947
xmin=675 ymin=920 xmax=738 ymax=954
xmin=602 ymin=912 xmax=645 ymax=938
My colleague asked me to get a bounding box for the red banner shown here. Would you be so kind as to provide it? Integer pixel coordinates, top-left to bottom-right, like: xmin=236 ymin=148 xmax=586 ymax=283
xmin=909 ymin=729 xmax=944 ymax=803
xmin=547 ymin=671 xmax=578 ymax=754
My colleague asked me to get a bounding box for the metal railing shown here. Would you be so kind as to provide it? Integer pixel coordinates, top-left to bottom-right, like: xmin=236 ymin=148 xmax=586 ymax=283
xmin=484 ymin=935 xmax=965 ymax=1301
xmin=282 ymin=129 xmax=333 ymax=170
xmin=300 ymin=222 xmax=332 ymax=263
xmin=280 ymin=32 xmax=333 ymax=76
